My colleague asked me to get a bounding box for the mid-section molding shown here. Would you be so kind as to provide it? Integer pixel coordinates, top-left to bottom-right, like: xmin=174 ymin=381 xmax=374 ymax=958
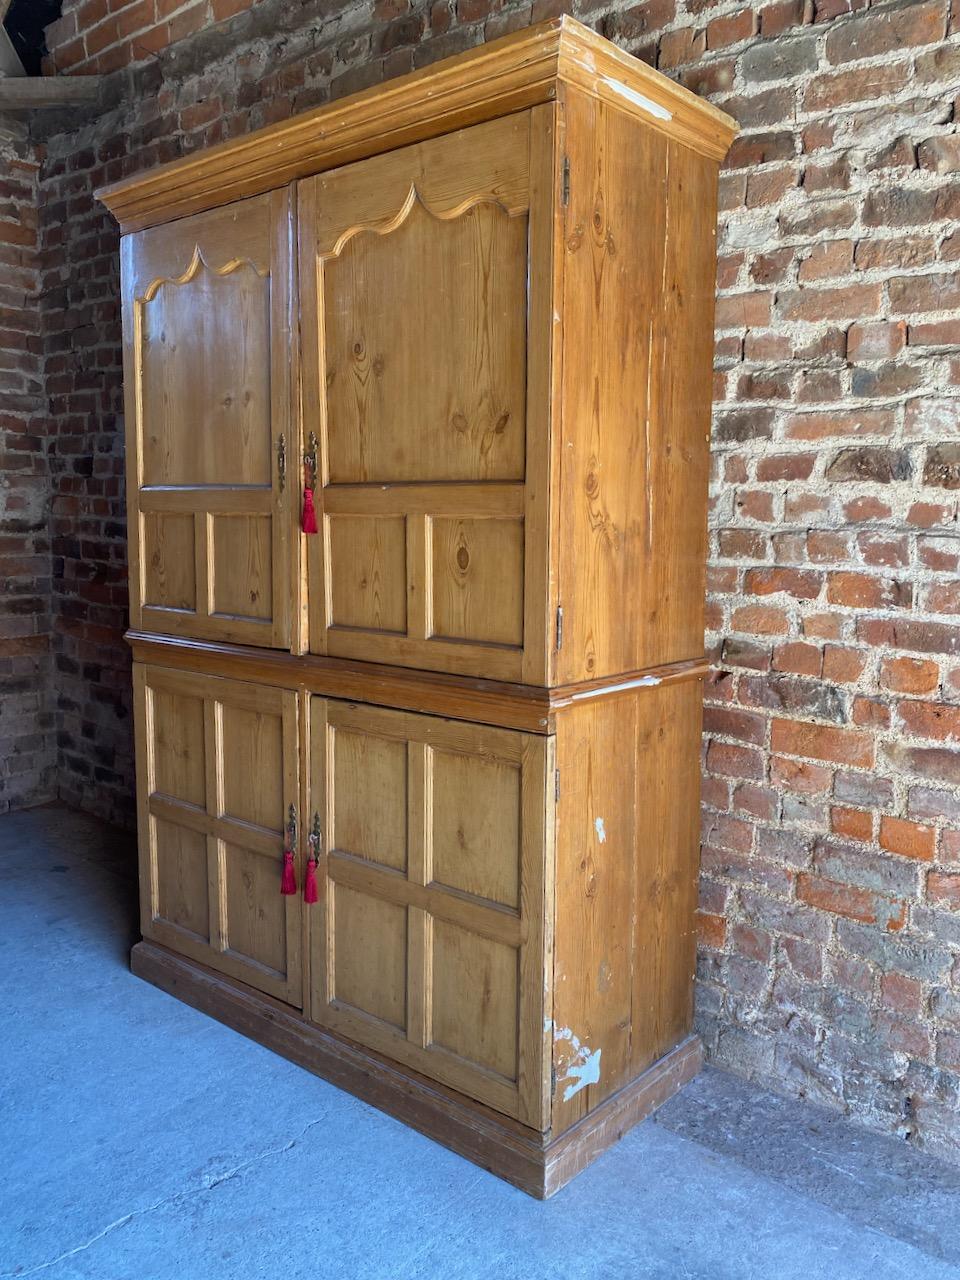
xmin=125 ymin=629 xmax=709 ymax=733
xmin=97 ymin=16 xmax=738 ymax=235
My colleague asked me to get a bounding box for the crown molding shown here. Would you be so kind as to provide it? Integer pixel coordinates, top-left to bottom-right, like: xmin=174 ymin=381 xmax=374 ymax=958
xmin=97 ymin=16 xmax=738 ymax=236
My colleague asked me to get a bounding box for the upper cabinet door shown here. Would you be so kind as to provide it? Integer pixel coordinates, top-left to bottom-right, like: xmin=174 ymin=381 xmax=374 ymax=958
xmin=121 ymin=191 xmax=295 ymax=649
xmin=299 ymin=108 xmax=557 ymax=684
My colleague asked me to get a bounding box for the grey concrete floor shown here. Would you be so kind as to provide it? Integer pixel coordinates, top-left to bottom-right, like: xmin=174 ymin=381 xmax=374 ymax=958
xmin=2 ymin=804 xmax=960 ymax=1280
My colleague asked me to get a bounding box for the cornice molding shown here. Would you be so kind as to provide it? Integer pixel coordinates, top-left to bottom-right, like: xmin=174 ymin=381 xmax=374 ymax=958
xmin=97 ymin=17 xmax=738 ymax=235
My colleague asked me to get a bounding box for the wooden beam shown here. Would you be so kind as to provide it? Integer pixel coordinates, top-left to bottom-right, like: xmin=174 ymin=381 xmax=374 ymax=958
xmin=0 ymin=76 xmax=102 ymax=108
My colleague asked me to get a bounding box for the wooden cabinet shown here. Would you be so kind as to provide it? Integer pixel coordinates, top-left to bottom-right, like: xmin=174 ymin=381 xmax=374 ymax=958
xmin=103 ymin=17 xmax=736 ymax=1197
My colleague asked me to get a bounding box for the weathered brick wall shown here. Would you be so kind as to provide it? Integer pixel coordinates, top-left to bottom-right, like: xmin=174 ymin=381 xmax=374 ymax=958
xmin=0 ymin=123 xmax=55 ymax=813
xmin=30 ymin=0 xmax=960 ymax=1158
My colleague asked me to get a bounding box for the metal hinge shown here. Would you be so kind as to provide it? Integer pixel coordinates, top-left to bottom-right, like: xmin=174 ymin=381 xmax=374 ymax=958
xmin=561 ymin=155 xmax=570 ymax=207
xmin=554 ymin=769 xmax=560 ymax=803
xmin=555 ymin=605 xmax=564 ymax=651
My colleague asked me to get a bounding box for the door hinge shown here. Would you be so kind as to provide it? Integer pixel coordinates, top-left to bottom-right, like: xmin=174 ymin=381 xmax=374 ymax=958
xmin=561 ymin=155 xmax=571 ymax=207
xmin=555 ymin=605 xmax=564 ymax=651
xmin=554 ymin=768 xmax=560 ymax=803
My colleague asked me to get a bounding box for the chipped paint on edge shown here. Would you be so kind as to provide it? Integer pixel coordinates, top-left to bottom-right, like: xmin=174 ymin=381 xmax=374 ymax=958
xmin=553 ymin=1026 xmax=603 ymax=1102
xmin=601 ymin=76 xmax=673 ymax=122
xmin=570 ymin=674 xmax=662 ymax=701
xmin=594 ymin=816 xmax=606 ymax=843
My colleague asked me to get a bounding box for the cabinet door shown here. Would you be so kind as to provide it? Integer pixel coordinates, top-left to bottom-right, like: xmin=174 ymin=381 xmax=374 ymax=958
xmin=133 ymin=663 xmax=302 ymax=1005
xmin=299 ymin=107 xmax=556 ymax=684
xmin=122 ymin=191 xmax=295 ymax=649
xmin=307 ymin=698 xmax=552 ymax=1128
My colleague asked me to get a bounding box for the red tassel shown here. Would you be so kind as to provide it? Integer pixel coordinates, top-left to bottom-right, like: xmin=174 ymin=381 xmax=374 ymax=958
xmin=301 ymin=487 xmax=318 ymax=535
xmin=304 ymin=855 xmax=319 ymax=905
xmin=280 ymin=849 xmax=297 ymax=896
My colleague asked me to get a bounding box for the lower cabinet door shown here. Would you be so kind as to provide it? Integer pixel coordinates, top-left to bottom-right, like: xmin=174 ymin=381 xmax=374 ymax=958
xmin=307 ymin=698 xmax=553 ymax=1128
xmin=133 ymin=663 xmax=303 ymax=1006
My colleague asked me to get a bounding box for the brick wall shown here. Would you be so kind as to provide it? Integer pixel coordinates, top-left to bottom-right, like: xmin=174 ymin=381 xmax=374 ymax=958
xmin=0 ymin=122 xmax=55 ymax=813
xmin=28 ymin=0 xmax=960 ymax=1159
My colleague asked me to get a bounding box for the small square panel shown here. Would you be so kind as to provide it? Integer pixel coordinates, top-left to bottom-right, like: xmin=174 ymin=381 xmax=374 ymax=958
xmin=431 ymin=749 xmax=520 ymax=909
xmin=143 ymin=513 xmax=196 ymax=611
xmin=328 ymin=515 xmax=407 ymax=634
xmin=154 ymin=818 xmax=209 ymax=940
xmin=332 ymin=728 xmax=407 ymax=871
xmin=212 ymin=515 xmax=273 ymax=621
xmin=431 ymin=920 xmax=518 ymax=1081
xmin=430 ymin=517 xmax=523 ymax=647
xmin=333 ymin=885 xmax=407 ymax=1030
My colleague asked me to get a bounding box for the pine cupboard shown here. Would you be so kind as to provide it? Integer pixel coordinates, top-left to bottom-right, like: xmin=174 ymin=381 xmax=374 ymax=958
xmin=103 ymin=17 xmax=737 ymax=1197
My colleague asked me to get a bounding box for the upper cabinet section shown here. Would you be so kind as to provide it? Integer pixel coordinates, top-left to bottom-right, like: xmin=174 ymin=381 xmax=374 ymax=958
xmin=299 ymin=110 xmax=554 ymax=683
xmin=103 ymin=18 xmax=737 ymax=684
xmin=120 ymin=191 xmax=295 ymax=649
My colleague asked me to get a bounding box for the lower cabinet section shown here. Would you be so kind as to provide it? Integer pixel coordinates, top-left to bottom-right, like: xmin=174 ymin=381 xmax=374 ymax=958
xmin=132 ymin=651 xmax=705 ymax=1189
xmin=307 ymin=698 xmax=552 ymax=1128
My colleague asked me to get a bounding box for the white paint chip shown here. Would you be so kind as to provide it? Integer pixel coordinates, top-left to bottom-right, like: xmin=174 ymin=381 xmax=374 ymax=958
xmin=553 ymin=1026 xmax=603 ymax=1101
xmin=601 ymin=76 xmax=673 ymax=122
xmin=594 ymin=817 xmax=607 ymax=844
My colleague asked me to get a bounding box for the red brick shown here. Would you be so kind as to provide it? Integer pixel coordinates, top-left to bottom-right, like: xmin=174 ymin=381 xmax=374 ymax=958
xmin=707 ymin=7 xmax=758 ymax=47
xmin=879 ymin=815 xmax=936 ymax=862
xmin=703 ymin=705 xmax=767 ymax=745
xmin=771 ymin=719 xmax=875 ymax=767
xmin=881 ymin=657 xmax=940 ymax=695
xmin=822 ymin=645 xmax=866 ymax=683
xmin=928 ymin=872 xmax=960 ymax=909
xmin=852 ymin=696 xmax=890 ymax=729
xmin=798 ymin=239 xmax=853 ymax=282
xmin=744 ymin=567 xmax=822 ymax=600
xmin=827 ymin=572 xmax=910 ymax=610
xmin=779 ymin=284 xmax=883 ymax=323
xmin=825 ymin=1 xmax=946 ymax=63
xmin=909 ymin=319 xmax=960 ymax=346
xmin=847 ymin=320 xmax=906 ymax=362
xmin=805 ymin=62 xmax=908 ymax=111
xmin=697 ymin=911 xmax=727 ymax=949
xmin=771 ymin=756 xmax=833 ymax=794
xmin=730 ymin=603 xmax=793 ymax=636
xmin=925 ymin=582 xmax=960 ymax=614
xmin=715 ymin=292 xmax=773 ymax=328
xmin=898 ymin=700 xmax=960 ymax=742
xmin=784 ymin=410 xmax=893 ymax=440
xmin=797 ymin=874 xmax=906 ymax=931
xmin=831 ymin=806 xmax=872 ymax=841
xmin=706 ymin=741 xmax=766 ymax=780
xmin=881 ymin=972 xmax=923 ymax=1017
xmin=773 ymin=641 xmax=823 ymax=676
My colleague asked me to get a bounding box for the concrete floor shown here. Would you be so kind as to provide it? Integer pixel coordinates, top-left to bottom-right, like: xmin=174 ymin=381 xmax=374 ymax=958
xmin=3 ymin=806 xmax=960 ymax=1280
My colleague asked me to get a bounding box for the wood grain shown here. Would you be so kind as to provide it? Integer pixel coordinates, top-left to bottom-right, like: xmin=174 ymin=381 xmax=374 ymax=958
xmin=554 ymin=87 xmax=719 ymax=684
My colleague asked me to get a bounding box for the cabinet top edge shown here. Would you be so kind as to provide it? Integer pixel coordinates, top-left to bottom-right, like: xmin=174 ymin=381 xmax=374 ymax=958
xmin=96 ymin=16 xmax=738 ymax=235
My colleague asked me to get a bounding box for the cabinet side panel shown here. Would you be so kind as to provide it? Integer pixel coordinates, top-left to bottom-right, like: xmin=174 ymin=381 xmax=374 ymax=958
xmin=555 ymin=88 xmax=720 ymax=683
xmin=551 ymin=679 xmax=702 ymax=1135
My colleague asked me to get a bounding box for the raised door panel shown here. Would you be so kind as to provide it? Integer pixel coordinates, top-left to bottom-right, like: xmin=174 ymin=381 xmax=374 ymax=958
xmin=300 ymin=108 xmax=557 ymax=683
xmin=122 ymin=190 xmax=296 ymax=650
xmin=307 ymin=697 xmax=552 ymax=1127
xmin=133 ymin=663 xmax=302 ymax=1005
